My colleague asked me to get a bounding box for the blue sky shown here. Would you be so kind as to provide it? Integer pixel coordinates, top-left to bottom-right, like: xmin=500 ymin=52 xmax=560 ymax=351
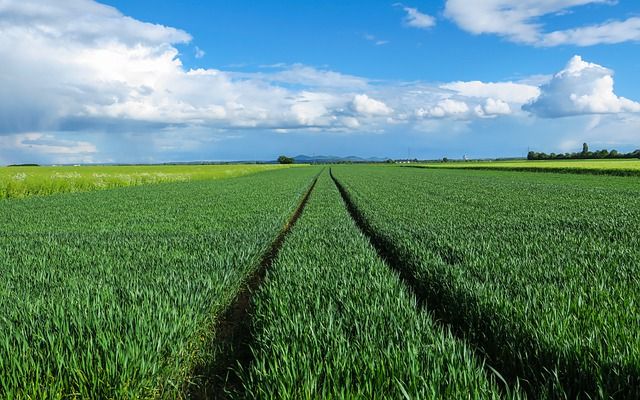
xmin=1 ymin=0 xmax=639 ymax=163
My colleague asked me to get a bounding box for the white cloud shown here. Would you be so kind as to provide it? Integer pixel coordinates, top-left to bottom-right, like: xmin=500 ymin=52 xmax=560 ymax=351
xmin=352 ymin=94 xmax=393 ymax=116
xmin=444 ymin=0 xmax=640 ymax=46
xmin=1 ymin=0 xmax=639 ymax=163
xmin=541 ymin=17 xmax=640 ymax=46
xmin=0 ymin=0 xmax=192 ymax=45
xmin=475 ymin=98 xmax=512 ymax=117
xmin=0 ymin=0 xmax=378 ymax=135
xmin=290 ymin=92 xmax=344 ymax=126
xmin=340 ymin=116 xmax=361 ymax=129
xmin=395 ymin=4 xmax=436 ymax=29
xmin=441 ymin=81 xmax=540 ymax=104
xmin=417 ymin=99 xmax=470 ymax=118
xmin=253 ymin=64 xmax=369 ymax=89
xmin=523 ymin=55 xmax=640 ymax=118
xmin=194 ymin=46 xmax=205 ymax=59
xmin=416 ymin=96 xmax=513 ymax=120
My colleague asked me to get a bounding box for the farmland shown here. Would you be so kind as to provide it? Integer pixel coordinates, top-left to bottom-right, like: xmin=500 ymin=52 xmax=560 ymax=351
xmin=414 ymin=158 xmax=640 ymax=176
xmin=237 ymin=172 xmax=514 ymax=399
xmin=0 ymin=164 xmax=299 ymax=199
xmin=332 ymin=165 xmax=640 ymax=398
xmin=1 ymin=163 xmax=639 ymax=399
xmin=0 ymin=167 xmax=319 ymax=398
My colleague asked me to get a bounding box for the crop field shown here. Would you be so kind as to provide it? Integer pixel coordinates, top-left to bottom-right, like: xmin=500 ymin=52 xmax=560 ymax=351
xmin=1 ymin=163 xmax=639 ymax=399
xmin=0 ymin=164 xmax=298 ymax=199
xmin=237 ymin=172 xmax=515 ymax=399
xmin=332 ymin=165 xmax=640 ymax=398
xmin=0 ymin=167 xmax=319 ymax=398
xmin=414 ymin=158 xmax=640 ymax=176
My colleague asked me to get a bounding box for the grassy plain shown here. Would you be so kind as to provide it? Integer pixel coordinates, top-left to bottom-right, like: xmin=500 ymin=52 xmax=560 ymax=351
xmin=415 ymin=158 xmax=640 ymax=176
xmin=333 ymin=165 xmax=640 ymax=398
xmin=0 ymin=164 xmax=300 ymax=199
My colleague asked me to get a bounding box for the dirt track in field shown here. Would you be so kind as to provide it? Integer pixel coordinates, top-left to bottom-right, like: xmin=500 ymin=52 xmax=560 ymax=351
xmin=189 ymin=171 xmax=321 ymax=400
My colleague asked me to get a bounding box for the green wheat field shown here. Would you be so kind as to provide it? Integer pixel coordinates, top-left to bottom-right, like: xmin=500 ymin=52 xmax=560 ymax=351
xmin=1 ymin=161 xmax=638 ymax=399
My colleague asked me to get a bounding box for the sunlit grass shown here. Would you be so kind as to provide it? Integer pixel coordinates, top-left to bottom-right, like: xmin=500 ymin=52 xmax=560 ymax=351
xmin=415 ymin=159 xmax=640 ymax=175
xmin=0 ymin=164 xmax=304 ymax=199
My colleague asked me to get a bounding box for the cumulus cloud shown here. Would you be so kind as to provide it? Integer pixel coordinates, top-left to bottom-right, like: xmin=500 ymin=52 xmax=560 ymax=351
xmin=0 ymin=0 xmax=383 ymax=136
xmin=444 ymin=0 xmax=640 ymax=46
xmin=290 ymin=92 xmax=345 ymax=126
xmin=441 ymin=81 xmax=540 ymax=104
xmin=395 ymin=4 xmax=436 ymax=29
xmin=475 ymin=98 xmax=512 ymax=117
xmin=417 ymin=99 xmax=470 ymax=118
xmin=2 ymin=1 xmax=639 ymax=163
xmin=0 ymin=0 xmax=399 ymax=146
xmin=0 ymin=0 xmax=192 ymax=45
xmin=523 ymin=56 xmax=640 ymax=118
xmin=352 ymin=94 xmax=393 ymax=116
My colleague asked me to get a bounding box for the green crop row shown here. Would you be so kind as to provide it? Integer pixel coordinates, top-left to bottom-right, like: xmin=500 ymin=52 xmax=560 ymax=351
xmin=0 ymin=167 xmax=319 ymax=399
xmin=0 ymin=164 xmax=302 ymax=199
xmin=332 ymin=166 xmax=640 ymax=398
xmin=236 ymin=171 xmax=516 ymax=399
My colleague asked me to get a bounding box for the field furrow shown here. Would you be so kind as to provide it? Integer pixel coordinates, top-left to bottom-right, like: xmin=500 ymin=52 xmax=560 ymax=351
xmin=332 ymin=165 xmax=640 ymax=398
xmin=0 ymin=167 xmax=320 ymax=399
xmin=235 ymin=171 xmax=516 ymax=399
xmin=193 ymin=171 xmax=320 ymax=398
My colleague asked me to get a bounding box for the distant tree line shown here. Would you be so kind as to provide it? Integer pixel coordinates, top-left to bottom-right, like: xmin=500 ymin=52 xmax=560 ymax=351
xmin=277 ymin=155 xmax=294 ymax=164
xmin=528 ymin=143 xmax=640 ymax=160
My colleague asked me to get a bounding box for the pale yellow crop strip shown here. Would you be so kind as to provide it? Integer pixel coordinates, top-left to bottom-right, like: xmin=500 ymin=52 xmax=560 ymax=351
xmin=0 ymin=164 xmax=306 ymax=199
xmin=417 ymin=159 xmax=640 ymax=171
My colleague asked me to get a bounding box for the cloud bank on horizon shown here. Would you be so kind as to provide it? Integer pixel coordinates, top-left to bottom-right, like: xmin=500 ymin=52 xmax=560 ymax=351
xmin=0 ymin=0 xmax=639 ymax=164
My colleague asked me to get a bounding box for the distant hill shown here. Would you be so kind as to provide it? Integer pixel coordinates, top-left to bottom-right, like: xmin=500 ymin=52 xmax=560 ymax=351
xmin=293 ymin=155 xmax=387 ymax=163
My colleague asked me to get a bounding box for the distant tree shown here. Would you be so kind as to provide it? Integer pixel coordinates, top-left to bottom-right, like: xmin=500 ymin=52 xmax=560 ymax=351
xmin=582 ymin=142 xmax=589 ymax=154
xmin=442 ymin=157 xmax=449 ymax=163
xmin=277 ymin=155 xmax=294 ymax=164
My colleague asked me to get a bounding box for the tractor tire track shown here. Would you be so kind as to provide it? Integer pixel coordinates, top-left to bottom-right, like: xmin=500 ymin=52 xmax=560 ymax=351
xmin=329 ymin=167 xmax=522 ymax=399
xmin=188 ymin=172 xmax=321 ymax=399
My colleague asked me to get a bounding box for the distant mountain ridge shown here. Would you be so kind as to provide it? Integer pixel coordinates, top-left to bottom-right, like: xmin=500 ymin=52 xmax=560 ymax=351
xmin=293 ymin=154 xmax=387 ymax=163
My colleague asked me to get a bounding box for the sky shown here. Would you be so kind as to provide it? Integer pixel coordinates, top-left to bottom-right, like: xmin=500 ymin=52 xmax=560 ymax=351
xmin=1 ymin=0 xmax=640 ymax=164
